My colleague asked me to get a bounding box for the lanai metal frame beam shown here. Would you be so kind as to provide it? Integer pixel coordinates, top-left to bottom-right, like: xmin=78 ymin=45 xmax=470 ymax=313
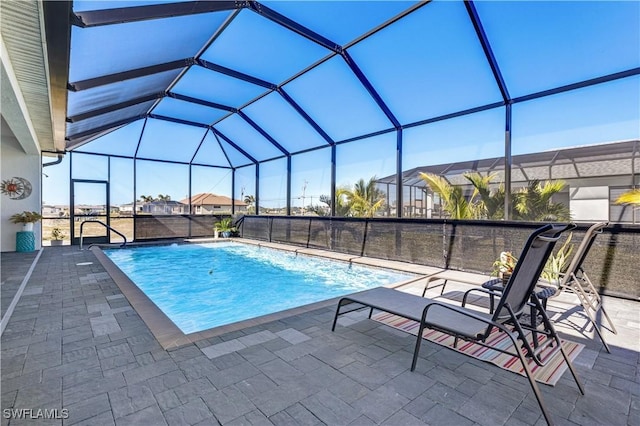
xmin=196 ymin=59 xmax=276 ymax=89
xmin=168 ymin=92 xmax=236 ymax=113
xmin=67 ymin=93 xmax=165 ymax=123
xmin=66 ymin=115 xmax=145 ymax=144
xmin=246 ymin=1 xmax=340 ymax=53
xmin=513 ymin=68 xmax=640 ymax=104
xmin=67 ymin=59 xmax=193 ymax=91
xmin=72 ymin=1 xmax=244 ymax=28
xmin=465 ymin=0 xmax=513 ymax=219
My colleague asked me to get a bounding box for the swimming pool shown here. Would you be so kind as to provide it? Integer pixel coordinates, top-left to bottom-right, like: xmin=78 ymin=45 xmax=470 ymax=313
xmin=104 ymin=242 xmax=414 ymax=333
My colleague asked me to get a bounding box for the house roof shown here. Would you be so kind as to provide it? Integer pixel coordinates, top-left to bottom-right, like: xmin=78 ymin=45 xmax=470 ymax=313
xmin=378 ymin=139 xmax=640 ymax=187
xmin=146 ymin=200 xmax=185 ymax=206
xmin=181 ymin=193 xmax=247 ymax=206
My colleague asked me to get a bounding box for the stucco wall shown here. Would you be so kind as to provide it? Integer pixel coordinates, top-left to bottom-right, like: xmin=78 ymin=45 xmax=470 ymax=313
xmin=1 ymin=133 xmax=42 ymax=252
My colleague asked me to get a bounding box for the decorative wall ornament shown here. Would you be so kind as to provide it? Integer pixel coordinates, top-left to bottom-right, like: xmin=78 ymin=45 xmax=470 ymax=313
xmin=1 ymin=177 xmax=32 ymax=200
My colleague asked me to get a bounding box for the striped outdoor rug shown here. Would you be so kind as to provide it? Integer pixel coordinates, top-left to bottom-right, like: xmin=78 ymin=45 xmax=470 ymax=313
xmin=372 ymin=312 xmax=583 ymax=386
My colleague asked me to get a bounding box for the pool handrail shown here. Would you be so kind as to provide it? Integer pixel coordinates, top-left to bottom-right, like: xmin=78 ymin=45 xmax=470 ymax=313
xmin=79 ymin=219 xmax=127 ymax=250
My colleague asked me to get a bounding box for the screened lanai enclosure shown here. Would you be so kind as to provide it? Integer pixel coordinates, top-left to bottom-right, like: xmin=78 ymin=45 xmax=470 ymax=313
xmin=33 ymin=1 xmax=639 ymax=296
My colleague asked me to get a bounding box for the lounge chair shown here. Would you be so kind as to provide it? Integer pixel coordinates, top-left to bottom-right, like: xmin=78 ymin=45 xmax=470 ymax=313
xmin=477 ymin=222 xmax=616 ymax=352
xmin=550 ymin=221 xmax=617 ymax=352
xmin=331 ymin=223 xmax=583 ymax=426
xmin=538 ymin=221 xmax=617 ymax=353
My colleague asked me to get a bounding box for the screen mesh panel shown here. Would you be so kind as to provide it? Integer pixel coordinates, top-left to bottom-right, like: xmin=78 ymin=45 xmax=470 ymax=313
xmin=134 ymin=215 xmax=190 ymax=240
xmin=240 ymin=217 xmax=270 ymax=241
xmin=581 ymin=227 xmax=639 ymax=299
xmin=329 ymin=219 xmax=367 ymax=256
xmin=364 ymin=220 xmax=445 ymax=267
xmin=270 ymin=217 xmax=312 ymax=247
xmin=307 ymin=219 xmax=332 ymax=251
xmin=444 ymin=224 xmax=538 ymax=273
xmin=190 ymin=216 xmax=216 ymax=238
xmin=237 ymin=216 xmax=639 ymax=299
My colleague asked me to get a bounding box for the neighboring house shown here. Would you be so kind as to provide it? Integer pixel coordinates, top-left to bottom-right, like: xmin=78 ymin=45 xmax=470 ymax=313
xmin=42 ymin=204 xmax=67 ymax=217
xmin=181 ymin=193 xmax=247 ymax=214
xmin=73 ymin=204 xmax=105 ymax=216
xmin=141 ymin=200 xmax=188 ymax=215
xmin=377 ymin=139 xmax=639 ymax=223
xmin=119 ymin=203 xmax=143 ymax=215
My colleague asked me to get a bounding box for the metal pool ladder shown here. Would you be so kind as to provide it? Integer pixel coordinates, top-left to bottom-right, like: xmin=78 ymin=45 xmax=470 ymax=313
xmin=79 ymin=220 xmax=127 ymax=250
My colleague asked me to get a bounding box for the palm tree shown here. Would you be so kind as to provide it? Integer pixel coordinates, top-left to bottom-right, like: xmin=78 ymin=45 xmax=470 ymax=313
xmin=157 ymin=194 xmax=171 ymax=201
xmin=309 ymin=194 xmax=350 ymax=216
xmin=512 ymin=179 xmax=570 ymax=221
xmin=244 ymin=195 xmax=255 ymax=214
xmin=338 ymin=177 xmax=386 ymax=217
xmin=464 ymin=172 xmax=505 ymax=220
xmin=139 ymin=195 xmax=154 ymax=203
xmin=421 ymin=172 xmax=569 ymax=222
xmin=334 ymin=187 xmax=353 ymax=217
xmin=419 ymin=172 xmax=478 ymax=219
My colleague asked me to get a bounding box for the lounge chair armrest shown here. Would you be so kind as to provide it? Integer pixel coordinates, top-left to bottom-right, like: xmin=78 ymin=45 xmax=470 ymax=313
xmin=461 ymin=287 xmax=501 ymax=308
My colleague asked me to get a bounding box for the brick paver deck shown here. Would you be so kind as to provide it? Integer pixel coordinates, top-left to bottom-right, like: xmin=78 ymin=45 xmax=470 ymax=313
xmin=1 ymin=245 xmax=638 ymax=425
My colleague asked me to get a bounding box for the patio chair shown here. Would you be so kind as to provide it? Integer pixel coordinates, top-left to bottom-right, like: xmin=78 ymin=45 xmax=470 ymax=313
xmin=331 ymin=223 xmax=583 ymax=426
xmin=550 ymin=221 xmax=617 ymax=352
xmin=476 ymin=221 xmax=616 ymax=352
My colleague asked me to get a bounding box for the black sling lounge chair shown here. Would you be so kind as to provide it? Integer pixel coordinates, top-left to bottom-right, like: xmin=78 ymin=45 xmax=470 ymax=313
xmin=331 ymin=224 xmax=584 ymax=426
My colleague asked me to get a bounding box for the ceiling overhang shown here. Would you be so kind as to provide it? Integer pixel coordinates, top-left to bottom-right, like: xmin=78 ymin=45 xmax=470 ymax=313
xmin=0 ymin=0 xmax=69 ymax=154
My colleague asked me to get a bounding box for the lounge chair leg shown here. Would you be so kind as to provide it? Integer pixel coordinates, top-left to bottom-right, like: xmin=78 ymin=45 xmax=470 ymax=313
xmin=331 ymin=299 xmax=346 ymax=331
xmin=440 ymin=279 xmax=448 ymax=296
xmin=411 ymin=323 xmax=426 ymax=371
xmin=530 ymin=303 xmax=539 ymax=349
xmin=600 ymin=306 xmax=618 ymax=335
xmin=506 ymin=331 xmax=555 ymax=425
xmin=558 ymin=337 xmax=585 ymax=395
xmin=578 ymin=291 xmax=613 ymax=353
xmin=591 ymin=321 xmax=612 ymax=354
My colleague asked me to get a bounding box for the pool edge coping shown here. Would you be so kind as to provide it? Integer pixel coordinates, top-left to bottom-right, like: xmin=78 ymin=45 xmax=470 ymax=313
xmin=92 ymin=239 xmax=444 ymax=350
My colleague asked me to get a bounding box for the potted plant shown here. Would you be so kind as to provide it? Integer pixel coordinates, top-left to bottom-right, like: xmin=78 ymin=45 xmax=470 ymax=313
xmin=491 ymin=251 xmax=518 ymax=285
xmin=50 ymin=227 xmax=65 ymax=246
xmin=9 ymin=210 xmax=42 ymax=231
xmin=214 ymin=217 xmax=235 ymax=238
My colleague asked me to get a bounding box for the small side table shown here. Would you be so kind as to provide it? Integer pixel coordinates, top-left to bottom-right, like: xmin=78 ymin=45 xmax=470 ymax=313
xmin=16 ymin=231 xmax=35 ymax=252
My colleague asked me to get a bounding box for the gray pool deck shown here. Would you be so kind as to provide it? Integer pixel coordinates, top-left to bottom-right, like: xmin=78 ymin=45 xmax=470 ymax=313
xmin=1 ymin=242 xmax=638 ymax=426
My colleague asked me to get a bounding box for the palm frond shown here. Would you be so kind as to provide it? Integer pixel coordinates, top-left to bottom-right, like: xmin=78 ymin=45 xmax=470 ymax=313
xmin=419 ymin=172 xmax=453 ymax=204
xmin=464 ymin=172 xmax=502 ymax=219
xmin=512 ymin=179 xmax=569 ymax=221
xmin=615 ymin=189 xmax=640 ymax=206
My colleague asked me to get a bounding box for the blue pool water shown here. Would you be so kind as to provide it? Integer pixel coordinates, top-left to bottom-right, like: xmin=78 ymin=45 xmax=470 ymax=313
xmin=105 ymin=242 xmax=414 ymax=333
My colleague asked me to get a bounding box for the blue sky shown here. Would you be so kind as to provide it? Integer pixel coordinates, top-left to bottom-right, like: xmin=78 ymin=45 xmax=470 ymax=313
xmin=45 ymin=0 xmax=640 ymax=208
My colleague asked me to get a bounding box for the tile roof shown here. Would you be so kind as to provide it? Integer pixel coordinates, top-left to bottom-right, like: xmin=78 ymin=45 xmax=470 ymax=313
xmin=181 ymin=193 xmax=247 ymax=206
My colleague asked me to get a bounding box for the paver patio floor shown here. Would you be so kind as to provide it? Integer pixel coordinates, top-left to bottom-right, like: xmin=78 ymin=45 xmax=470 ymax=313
xmin=1 ymin=245 xmax=638 ymax=425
